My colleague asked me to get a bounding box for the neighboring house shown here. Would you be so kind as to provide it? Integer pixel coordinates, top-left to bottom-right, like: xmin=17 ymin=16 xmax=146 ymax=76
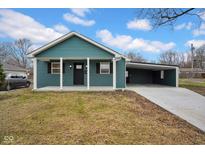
xmin=180 ymin=68 xmax=205 ymax=78
xmin=27 ymin=32 xmax=179 ymax=91
xmin=2 ymin=62 xmax=28 ymax=78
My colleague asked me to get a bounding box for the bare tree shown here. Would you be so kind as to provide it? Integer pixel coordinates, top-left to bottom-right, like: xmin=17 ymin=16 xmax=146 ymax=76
xmin=159 ymin=51 xmax=177 ymax=65
xmin=137 ymin=8 xmax=205 ymax=28
xmin=126 ymin=51 xmax=146 ymax=62
xmin=194 ymin=44 xmax=205 ymax=69
xmin=5 ymin=39 xmax=32 ymax=68
xmin=159 ymin=50 xmax=190 ymax=67
xmin=0 ymin=43 xmax=10 ymax=64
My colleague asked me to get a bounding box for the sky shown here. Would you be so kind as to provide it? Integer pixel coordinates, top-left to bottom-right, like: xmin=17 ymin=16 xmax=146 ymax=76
xmin=0 ymin=8 xmax=205 ymax=62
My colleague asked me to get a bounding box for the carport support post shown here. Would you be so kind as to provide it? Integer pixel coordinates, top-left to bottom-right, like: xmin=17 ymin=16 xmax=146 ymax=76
xmin=87 ymin=57 xmax=90 ymax=90
xmin=33 ymin=58 xmax=37 ymax=90
xmin=60 ymin=57 xmax=63 ymax=90
xmin=176 ymin=67 xmax=179 ymax=87
xmin=113 ymin=58 xmax=116 ymax=89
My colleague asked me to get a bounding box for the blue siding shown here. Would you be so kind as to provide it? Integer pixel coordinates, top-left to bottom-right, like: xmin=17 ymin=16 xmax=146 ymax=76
xmin=63 ymin=60 xmax=87 ymax=86
xmin=37 ymin=60 xmax=60 ymax=88
xmin=153 ymin=69 xmax=176 ymax=86
xmin=36 ymin=36 xmax=114 ymax=59
xmin=37 ymin=60 xmax=115 ymax=88
xmin=127 ymin=68 xmax=176 ymax=87
xmin=90 ymin=60 xmax=113 ymax=86
xmin=116 ymin=59 xmax=126 ymax=88
xmin=35 ymin=35 xmax=126 ymax=88
xmin=127 ymin=68 xmax=153 ymax=84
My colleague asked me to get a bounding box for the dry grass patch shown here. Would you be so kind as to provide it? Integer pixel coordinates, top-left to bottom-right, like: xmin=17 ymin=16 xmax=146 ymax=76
xmin=0 ymin=89 xmax=205 ymax=144
xmin=180 ymin=78 xmax=205 ymax=96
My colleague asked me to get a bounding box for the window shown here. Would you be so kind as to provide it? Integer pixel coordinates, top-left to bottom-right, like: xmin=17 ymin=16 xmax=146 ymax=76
xmin=100 ymin=62 xmax=110 ymax=74
xmin=10 ymin=75 xmax=17 ymax=78
xmin=160 ymin=70 xmax=164 ymax=79
xmin=76 ymin=65 xmax=82 ymax=69
xmin=51 ymin=62 xmax=60 ymax=74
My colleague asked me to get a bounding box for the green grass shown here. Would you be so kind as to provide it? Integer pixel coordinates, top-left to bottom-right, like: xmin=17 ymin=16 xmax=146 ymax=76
xmin=179 ymin=78 xmax=205 ymax=87
xmin=0 ymin=89 xmax=205 ymax=144
xmin=179 ymin=78 xmax=205 ymax=96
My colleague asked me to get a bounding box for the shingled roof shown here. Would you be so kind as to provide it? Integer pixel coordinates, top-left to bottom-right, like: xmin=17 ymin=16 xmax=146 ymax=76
xmin=2 ymin=62 xmax=27 ymax=72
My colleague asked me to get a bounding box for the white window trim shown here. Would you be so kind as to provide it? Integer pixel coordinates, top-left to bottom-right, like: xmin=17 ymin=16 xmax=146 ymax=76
xmin=51 ymin=62 xmax=60 ymax=74
xmin=100 ymin=62 xmax=110 ymax=74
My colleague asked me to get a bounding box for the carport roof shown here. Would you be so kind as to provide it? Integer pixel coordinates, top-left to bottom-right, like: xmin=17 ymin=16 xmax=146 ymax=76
xmin=126 ymin=61 xmax=178 ymax=70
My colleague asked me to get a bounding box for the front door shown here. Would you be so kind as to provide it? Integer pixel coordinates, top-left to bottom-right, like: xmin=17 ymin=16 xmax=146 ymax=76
xmin=74 ymin=63 xmax=84 ymax=85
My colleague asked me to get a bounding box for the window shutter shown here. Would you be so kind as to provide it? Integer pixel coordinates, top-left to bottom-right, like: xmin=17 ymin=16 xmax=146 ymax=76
xmin=63 ymin=63 xmax=65 ymax=73
xmin=96 ymin=63 xmax=100 ymax=74
xmin=48 ymin=62 xmax=51 ymax=74
xmin=110 ymin=62 xmax=113 ymax=74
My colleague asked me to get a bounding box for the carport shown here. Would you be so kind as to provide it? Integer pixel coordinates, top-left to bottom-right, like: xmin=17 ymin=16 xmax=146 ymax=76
xmin=126 ymin=62 xmax=179 ymax=87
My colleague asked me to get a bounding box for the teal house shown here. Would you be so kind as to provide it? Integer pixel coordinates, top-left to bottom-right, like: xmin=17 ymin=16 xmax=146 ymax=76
xmin=28 ymin=32 xmax=178 ymax=91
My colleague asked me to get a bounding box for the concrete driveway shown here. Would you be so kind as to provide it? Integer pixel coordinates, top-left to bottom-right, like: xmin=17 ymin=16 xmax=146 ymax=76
xmin=127 ymin=85 xmax=205 ymax=132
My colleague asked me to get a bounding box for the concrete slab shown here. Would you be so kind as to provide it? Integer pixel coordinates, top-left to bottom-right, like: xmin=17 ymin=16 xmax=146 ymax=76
xmin=127 ymin=85 xmax=205 ymax=132
xmin=35 ymin=86 xmax=114 ymax=91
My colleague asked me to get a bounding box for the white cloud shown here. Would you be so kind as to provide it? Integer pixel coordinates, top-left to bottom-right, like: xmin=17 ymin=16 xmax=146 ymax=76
xmin=192 ymin=23 xmax=205 ymax=36
xmin=0 ymin=9 xmax=63 ymax=44
xmin=185 ymin=40 xmax=205 ymax=48
xmin=127 ymin=19 xmax=152 ymax=31
xmin=63 ymin=13 xmax=95 ymax=27
xmin=199 ymin=11 xmax=205 ymax=21
xmin=96 ymin=29 xmax=175 ymax=52
xmin=174 ymin=22 xmax=193 ymax=30
xmin=70 ymin=8 xmax=91 ymax=17
xmin=53 ymin=24 xmax=70 ymax=34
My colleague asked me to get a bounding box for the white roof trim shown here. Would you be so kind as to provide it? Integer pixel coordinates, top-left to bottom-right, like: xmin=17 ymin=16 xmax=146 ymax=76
xmin=126 ymin=62 xmax=178 ymax=69
xmin=27 ymin=31 xmax=128 ymax=59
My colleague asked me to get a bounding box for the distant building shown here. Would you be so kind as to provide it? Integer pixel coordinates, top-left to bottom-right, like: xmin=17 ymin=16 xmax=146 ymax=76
xmin=2 ymin=62 xmax=28 ymax=78
xmin=180 ymin=68 xmax=205 ymax=78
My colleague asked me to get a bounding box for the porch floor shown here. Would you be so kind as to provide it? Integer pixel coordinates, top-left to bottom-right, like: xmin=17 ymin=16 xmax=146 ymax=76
xmin=35 ymin=86 xmax=114 ymax=91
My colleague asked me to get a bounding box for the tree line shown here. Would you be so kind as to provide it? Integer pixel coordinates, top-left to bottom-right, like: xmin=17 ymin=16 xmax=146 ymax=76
xmin=0 ymin=38 xmax=205 ymax=69
xmin=0 ymin=39 xmax=32 ymax=69
xmin=126 ymin=44 xmax=205 ymax=69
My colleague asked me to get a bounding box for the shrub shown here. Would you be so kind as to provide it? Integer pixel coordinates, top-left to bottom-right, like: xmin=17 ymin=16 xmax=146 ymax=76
xmin=0 ymin=64 xmax=5 ymax=87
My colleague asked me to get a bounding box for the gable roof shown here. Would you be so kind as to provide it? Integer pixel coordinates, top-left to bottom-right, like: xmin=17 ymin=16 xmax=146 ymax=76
xmin=27 ymin=31 xmax=128 ymax=59
xmin=2 ymin=62 xmax=27 ymax=72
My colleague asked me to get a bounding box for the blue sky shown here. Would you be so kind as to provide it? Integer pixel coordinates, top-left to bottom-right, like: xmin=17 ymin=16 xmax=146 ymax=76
xmin=0 ymin=8 xmax=205 ymax=61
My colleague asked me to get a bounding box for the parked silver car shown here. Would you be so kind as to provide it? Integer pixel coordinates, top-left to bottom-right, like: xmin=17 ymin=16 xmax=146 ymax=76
xmin=1 ymin=73 xmax=31 ymax=91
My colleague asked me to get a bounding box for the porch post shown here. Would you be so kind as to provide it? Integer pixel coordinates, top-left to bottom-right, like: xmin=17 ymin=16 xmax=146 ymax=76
xmin=113 ymin=57 xmax=116 ymax=89
xmin=87 ymin=57 xmax=90 ymax=90
xmin=33 ymin=58 xmax=37 ymax=90
xmin=60 ymin=57 xmax=63 ymax=90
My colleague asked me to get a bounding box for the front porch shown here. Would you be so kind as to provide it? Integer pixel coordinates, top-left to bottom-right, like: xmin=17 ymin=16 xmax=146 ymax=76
xmin=35 ymin=86 xmax=114 ymax=91
xmin=33 ymin=57 xmax=117 ymax=90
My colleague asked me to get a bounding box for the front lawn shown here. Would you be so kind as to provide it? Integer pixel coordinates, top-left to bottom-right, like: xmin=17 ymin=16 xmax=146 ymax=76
xmin=0 ymin=89 xmax=205 ymax=144
xmin=179 ymin=78 xmax=205 ymax=96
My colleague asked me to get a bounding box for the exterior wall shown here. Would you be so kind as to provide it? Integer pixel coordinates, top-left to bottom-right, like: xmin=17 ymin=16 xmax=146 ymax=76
xmin=63 ymin=60 xmax=87 ymax=86
xmin=152 ymin=69 xmax=176 ymax=87
xmin=37 ymin=60 xmax=60 ymax=88
xmin=37 ymin=59 xmax=115 ymax=88
xmin=90 ymin=60 xmax=113 ymax=86
xmin=34 ymin=35 xmax=127 ymax=89
xmin=126 ymin=68 xmax=176 ymax=87
xmin=116 ymin=58 xmax=126 ymax=88
xmin=35 ymin=36 xmax=114 ymax=59
xmin=126 ymin=68 xmax=153 ymax=84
